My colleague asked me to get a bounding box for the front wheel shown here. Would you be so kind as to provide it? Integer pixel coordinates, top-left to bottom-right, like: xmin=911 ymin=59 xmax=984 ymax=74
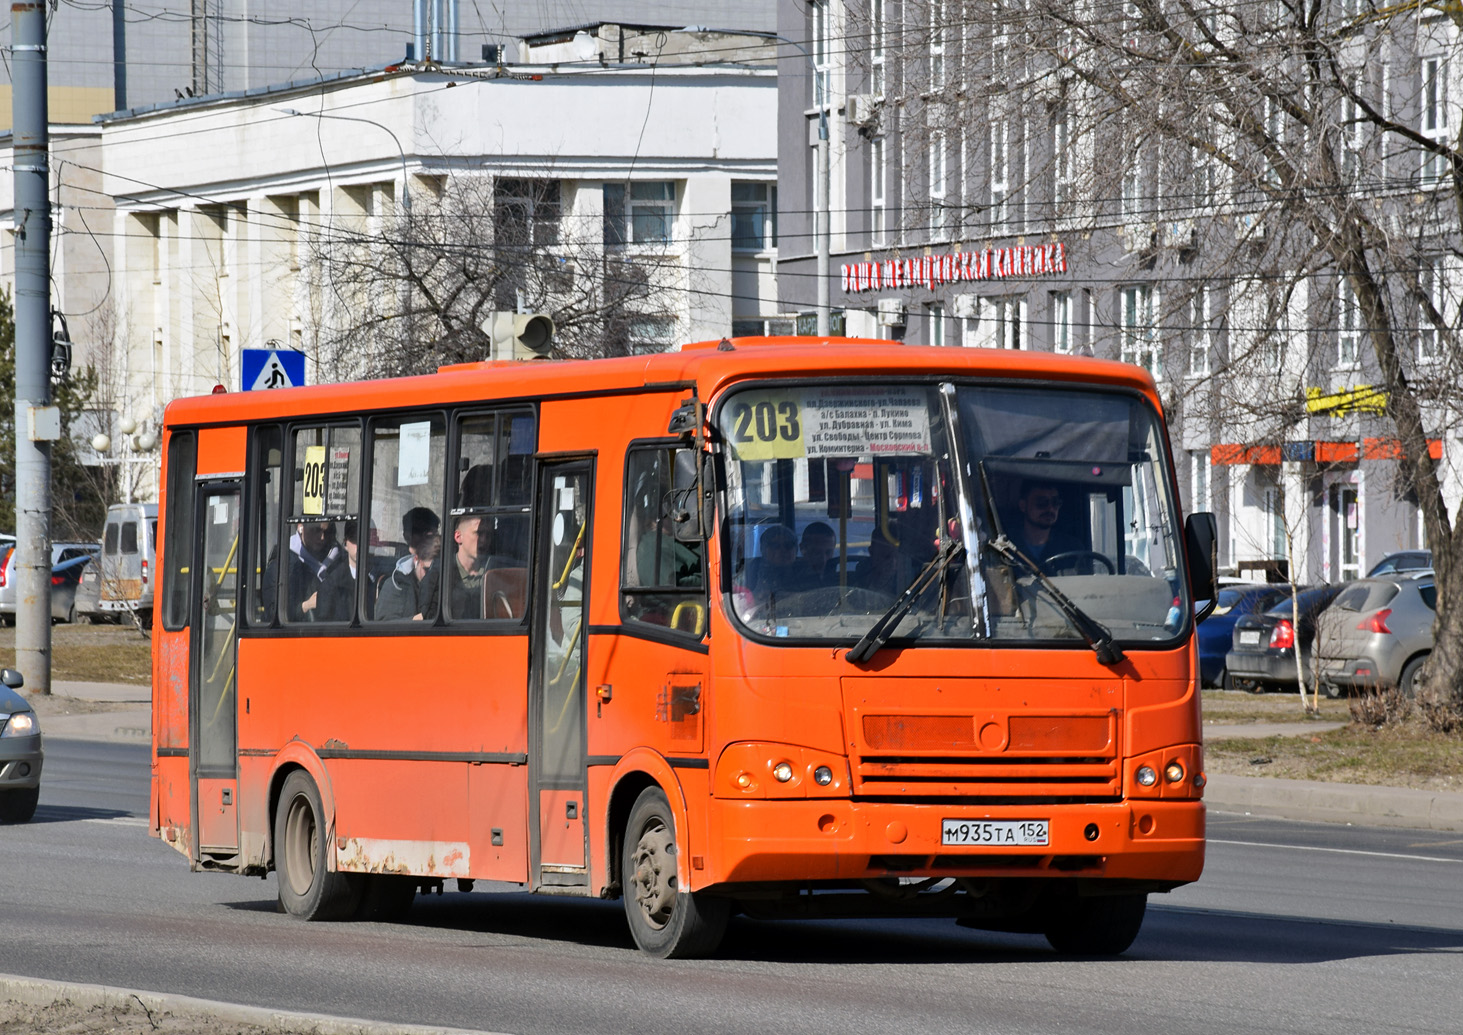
xmin=0 ymin=786 xmax=39 ymax=823
xmin=1043 ymin=892 xmax=1147 ymax=955
xmin=622 ymin=786 xmax=729 ymax=958
xmin=274 ymin=770 xmax=361 ymax=920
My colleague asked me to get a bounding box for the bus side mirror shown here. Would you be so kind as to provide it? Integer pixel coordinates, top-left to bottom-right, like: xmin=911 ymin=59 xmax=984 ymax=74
xmin=670 ymin=449 xmax=713 ymax=543
xmin=1186 ymin=512 xmax=1218 ymax=623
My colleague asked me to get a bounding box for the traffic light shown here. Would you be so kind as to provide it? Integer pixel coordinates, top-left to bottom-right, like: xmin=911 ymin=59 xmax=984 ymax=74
xmin=484 ymin=310 xmax=555 ymax=359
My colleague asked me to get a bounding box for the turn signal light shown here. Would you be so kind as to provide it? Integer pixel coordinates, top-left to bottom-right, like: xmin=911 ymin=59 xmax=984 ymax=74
xmin=1269 ymin=619 xmax=1295 ymax=650
xmin=1164 ymin=761 xmax=1186 ymax=783
xmin=772 ymin=762 xmax=794 ymax=783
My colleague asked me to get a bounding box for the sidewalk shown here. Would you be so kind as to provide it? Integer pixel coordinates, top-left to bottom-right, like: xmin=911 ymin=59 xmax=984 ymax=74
xmin=27 ymin=683 xmax=1463 ymax=833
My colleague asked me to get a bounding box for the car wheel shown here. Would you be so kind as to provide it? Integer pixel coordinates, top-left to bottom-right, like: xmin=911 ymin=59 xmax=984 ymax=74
xmin=1399 ymin=655 xmax=1428 ymax=700
xmin=274 ymin=770 xmax=362 ymax=920
xmin=1321 ymin=680 xmax=1343 ymax=700
xmin=0 ymin=786 xmax=40 ymax=824
xmin=622 ymin=786 xmax=729 ymax=958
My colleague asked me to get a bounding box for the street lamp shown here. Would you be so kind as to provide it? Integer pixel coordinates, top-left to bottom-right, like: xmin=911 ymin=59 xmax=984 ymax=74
xmin=275 ymin=107 xmax=412 ymax=212
xmin=90 ymin=415 xmax=159 ymax=504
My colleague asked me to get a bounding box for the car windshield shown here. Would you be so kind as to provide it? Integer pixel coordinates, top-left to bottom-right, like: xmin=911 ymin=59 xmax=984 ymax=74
xmin=718 ymin=380 xmax=1187 ymax=647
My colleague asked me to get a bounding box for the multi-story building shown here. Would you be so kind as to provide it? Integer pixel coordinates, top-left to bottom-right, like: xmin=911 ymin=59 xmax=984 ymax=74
xmin=775 ymin=1 xmax=1463 ymax=581
xmin=0 ymin=24 xmax=780 ymax=499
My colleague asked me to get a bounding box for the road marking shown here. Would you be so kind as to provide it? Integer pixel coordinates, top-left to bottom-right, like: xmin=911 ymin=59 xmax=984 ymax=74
xmin=81 ymin=816 xmax=148 ymax=827
xmin=1211 ymin=838 xmax=1463 ymax=864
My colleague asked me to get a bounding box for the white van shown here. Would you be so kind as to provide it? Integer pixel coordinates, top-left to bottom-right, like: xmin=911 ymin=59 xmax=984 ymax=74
xmin=99 ymin=502 xmax=158 ymax=629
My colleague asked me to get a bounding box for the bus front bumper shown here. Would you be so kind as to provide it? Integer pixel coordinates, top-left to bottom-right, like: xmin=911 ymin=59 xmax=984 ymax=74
xmin=706 ymin=797 xmax=1205 ymax=886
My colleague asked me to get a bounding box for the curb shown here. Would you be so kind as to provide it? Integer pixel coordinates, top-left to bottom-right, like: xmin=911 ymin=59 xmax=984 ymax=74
xmin=1204 ymin=773 xmax=1463 ymax=832
xmin=0 ymin=975 xmax=508 ymax=1035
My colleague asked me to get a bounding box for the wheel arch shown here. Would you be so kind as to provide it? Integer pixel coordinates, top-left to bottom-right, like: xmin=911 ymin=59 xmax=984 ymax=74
xmin=267 ymin=742 xmax=337 ymax=871
xmin=602 ymin=749 xmax=688 ymax=899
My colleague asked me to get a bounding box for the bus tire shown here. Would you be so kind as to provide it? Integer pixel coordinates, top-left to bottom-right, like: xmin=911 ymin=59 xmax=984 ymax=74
xmin=1043 ymin=892 xmax=1147 ymax=956
xmin=621 ymin=786 xmax=728 ymax=958
xmin=274 ymin=770 xmax=361 ymax=921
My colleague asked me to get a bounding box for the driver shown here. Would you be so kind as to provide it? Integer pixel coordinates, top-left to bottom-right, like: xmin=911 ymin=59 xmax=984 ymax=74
xmin=1009 ymin=480 xmax=1080 ymax=566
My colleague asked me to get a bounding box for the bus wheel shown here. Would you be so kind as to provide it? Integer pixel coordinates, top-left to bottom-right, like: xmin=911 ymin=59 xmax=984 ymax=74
xmin=1043 ymin=892 xmax=1147 ymax=956
xmin=621 ymin=786 xmax=729 ymax=958
xmin=274 ymin=770 xmax=361 ymax=920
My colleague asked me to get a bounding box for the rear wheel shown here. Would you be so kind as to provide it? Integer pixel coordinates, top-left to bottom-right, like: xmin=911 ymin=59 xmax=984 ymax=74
xmin=1399 ymin=655 xmax=1428 ymax=699
xmin=1043 ymin=892 xmax=1147 ymax=956
xmin=0 ymin=786 xmax=39 ymax=824
xmin=274 ymin=770 xmax=361 ymax=920
xmin=1322 ymin=680 xmax=1343 ymax=700
xmin=622 ymin=786 xmax=729 ymax=958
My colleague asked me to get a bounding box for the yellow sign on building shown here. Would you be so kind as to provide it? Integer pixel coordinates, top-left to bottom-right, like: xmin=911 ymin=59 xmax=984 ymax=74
xmin=1305 ymin=385 xmax=1387 ymax=416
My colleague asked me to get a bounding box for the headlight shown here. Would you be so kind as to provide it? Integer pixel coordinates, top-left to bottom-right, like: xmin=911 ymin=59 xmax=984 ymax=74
xmin=1 ymin=711 xmax=37 ymax=737
xmin=1135 ymin=765 xmax=1158 ymax=787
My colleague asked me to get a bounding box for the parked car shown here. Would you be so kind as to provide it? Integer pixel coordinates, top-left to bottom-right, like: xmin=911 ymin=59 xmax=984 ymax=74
xmin=1199 ymin=583 xmax=1291 ymax=687
xmin=1366 ymin=550 xmax=1432 ymax=577
xmin=72 ymin=556 xmax=113 ymax=624
xmin=98 ymin=503 xmax=159 ymax=629
xmin=1224 ymin=584 xmax=1344 ymax=692
xmin=0 ymin=541 xmax=102 ymax=624
xmin=1314 ymin=572 xmax=1435 ymax=698
xmin=0 ymin=667 xmax=42 ymax=823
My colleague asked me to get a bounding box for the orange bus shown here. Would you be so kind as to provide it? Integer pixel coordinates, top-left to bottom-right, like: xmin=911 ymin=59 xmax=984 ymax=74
xmin=151 ymin=337 xmax=1216 ymax=958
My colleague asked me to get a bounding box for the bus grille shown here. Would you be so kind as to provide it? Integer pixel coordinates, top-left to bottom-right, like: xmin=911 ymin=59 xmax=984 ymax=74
xmin=851 ymin=712 xmax=1120 ymax=801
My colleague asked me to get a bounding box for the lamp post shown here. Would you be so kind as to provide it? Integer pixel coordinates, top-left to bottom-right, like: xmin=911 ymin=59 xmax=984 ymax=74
xmin=90 ymin=415 xmax=159 ymax=505
xmin=275 ymin=107 xmax=412 ymax=212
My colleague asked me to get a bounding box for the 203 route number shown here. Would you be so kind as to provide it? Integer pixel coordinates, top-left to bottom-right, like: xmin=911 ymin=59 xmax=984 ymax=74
xmin=941 ymin=819 xmax=1049 ymax=846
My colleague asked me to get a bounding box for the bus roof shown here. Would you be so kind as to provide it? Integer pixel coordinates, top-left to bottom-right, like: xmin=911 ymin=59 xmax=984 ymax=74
xmin=162 ymin=337 xmax=1160 ymax=428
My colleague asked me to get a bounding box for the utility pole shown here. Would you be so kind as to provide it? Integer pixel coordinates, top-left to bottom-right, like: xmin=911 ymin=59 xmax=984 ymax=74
xmin=11 ymin=1 xmax=56 ymax=694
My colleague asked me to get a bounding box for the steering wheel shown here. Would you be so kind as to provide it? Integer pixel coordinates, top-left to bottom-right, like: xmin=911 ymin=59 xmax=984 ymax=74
xmin=1042 ymin=550 xmax=1115 ymax=575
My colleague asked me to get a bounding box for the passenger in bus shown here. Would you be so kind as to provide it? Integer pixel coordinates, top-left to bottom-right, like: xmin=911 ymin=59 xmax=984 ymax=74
xmin=316 ymin=519 xmax=358 ymax=622
xmin=797 ymin=521 xmax=839 ymax=586
xmin=1009 ymin=480 xmax=1079 ymax=567
xmin=284 ymin=519 xmax=344 ymax=622
xmin=852 ymin=528 xmax=900 ymax=597
xmin=375 ymin=507 xmax=441 ymax=621
xmin=635 ymin=500 xmax=702 ymax=589
xmin=746 ymin=524 xmax=797 ymax=601
xmin=447 ymin=514 xmax=488 ymax=619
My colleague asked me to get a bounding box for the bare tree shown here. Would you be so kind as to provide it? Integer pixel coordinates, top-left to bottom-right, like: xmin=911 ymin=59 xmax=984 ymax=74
xmin=870 ymin=1 xmax=1463 ymax=726
xmin=303 ymin=173 xmax=691 ymax=380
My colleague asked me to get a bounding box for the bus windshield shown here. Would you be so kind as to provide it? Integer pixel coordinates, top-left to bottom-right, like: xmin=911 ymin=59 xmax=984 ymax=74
xmin=719 ymin=381 xmax=1186 ymax=648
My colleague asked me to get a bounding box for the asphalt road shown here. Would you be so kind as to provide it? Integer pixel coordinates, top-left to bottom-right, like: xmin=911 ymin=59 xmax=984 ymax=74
xmin=5 ymin=739 xmax=1462 ymax=1035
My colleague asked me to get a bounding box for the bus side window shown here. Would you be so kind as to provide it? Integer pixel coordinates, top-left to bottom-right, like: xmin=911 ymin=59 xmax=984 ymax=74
xmin=450 ymin=409 xmax=535 ymax=623
xmin=366 ymin=414 xmax=446 ymax=624
xmin=246 ymin=426 xmax=282 ymax=626
xmin=281 ymin=423 xmax=362 ymax=625
xmin=621 ymin=444 xmax=706 ymax=636
xmin=160 ymin=430 xmax=197 ymax=632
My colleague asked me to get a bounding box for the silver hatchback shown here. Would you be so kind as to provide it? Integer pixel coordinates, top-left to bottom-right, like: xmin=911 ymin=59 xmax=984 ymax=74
xmin=1314 ymin=572 xmax=1435 ymax=698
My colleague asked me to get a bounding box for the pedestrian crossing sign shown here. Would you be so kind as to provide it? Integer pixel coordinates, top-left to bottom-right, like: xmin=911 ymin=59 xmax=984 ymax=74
xmin=242 ymin=348 xmax=306 ymax=391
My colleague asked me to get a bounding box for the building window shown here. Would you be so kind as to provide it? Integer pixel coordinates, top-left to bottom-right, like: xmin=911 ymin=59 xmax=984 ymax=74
xmin=1191 ymin=450 xmax=1211 ymax=514
xmin=990 ymin=120 xmax=1009 ymax=231
xmin=732 ymin=182 xmax=777 ymax=252
xmin=928 ymin=303 xmax=945 ymax=347
xmin=1337 ymin=278 xmax=1360 ymax=367
xmin=1121 ymin=286 xmax=1160 ymax=376
xmin=871 ymin=136 xmax=887 ymax=245
xmin=1421 ymin=56 xmax=1448 ymax=186
xmin=627 ymin=314 xmax=678 ymax=354
xmin=1121 ymin=144 xmax=1142 ymax=220
xmin=1264 ymin=485 xmax=1287 ymax=561
xmin=811 ymin=0 xmax=830 ymax=110
xmin=1052 ymin=291 xmax=1072 ymax=354
xmin=870 ymin=0 xmax=885 ymax=98
xmin=604 ymin=181 xmax=674 ymax=246
xmin=1339 ymin=85 xmax=1363 ymax=184
xmin=929 ymin=0 xmax=946 ymax=91
xmin=1188 ymin=287 xmax=1212 ymax=377
xmin=1053 ymin=105 xmax=1072 ymax=210
xmin=990 ymin=296 xmax=1023 ymax=350
xmin=929 ymin=130 xmax=948 ymax=240
xmin=494 ymin=178 xmax=561 ymax=249
xmin=1419 ymin=258 xmax=1446 ymax=363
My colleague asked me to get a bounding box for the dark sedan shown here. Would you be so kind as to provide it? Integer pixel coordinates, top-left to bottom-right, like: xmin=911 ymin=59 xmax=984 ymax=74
xmin=1199 ymin=583 xmax=1290 ymax=687
xmin=0 ymin=668 xmax=42 ymax=823
xmin=1224 ymin=584 xmax=1344 ymax=692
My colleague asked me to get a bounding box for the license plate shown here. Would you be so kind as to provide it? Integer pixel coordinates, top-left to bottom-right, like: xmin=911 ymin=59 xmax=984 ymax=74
xmin=941 ymin=819 xmax=1049 ymax=846
xmin=1239 ymin=630 xmax=1261 ymax=645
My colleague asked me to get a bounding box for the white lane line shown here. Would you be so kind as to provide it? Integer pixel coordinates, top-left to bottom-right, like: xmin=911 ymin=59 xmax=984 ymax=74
xmin=80 ymin=816 xmax=148 ymax=827
xmin=1211 ymin=838 xmax=1463 ymax=864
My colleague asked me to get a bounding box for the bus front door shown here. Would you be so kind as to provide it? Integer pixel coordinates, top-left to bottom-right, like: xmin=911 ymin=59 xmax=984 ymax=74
xmin=189 ymin=483 xmax=241 ymax=865
xmin=529 ymin=460 xmax=593 ymax=891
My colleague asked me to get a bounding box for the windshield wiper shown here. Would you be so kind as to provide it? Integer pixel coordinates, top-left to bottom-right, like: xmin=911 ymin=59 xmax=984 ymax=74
xmin=985 ymin=535 xmax=1127 ymax=666
xmin=847 ymin=538 xmax=965 ymax=665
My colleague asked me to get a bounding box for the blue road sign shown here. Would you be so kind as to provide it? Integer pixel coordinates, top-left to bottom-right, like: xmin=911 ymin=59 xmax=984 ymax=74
xmin=242 ymin=348 xmax=305 ymax=391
